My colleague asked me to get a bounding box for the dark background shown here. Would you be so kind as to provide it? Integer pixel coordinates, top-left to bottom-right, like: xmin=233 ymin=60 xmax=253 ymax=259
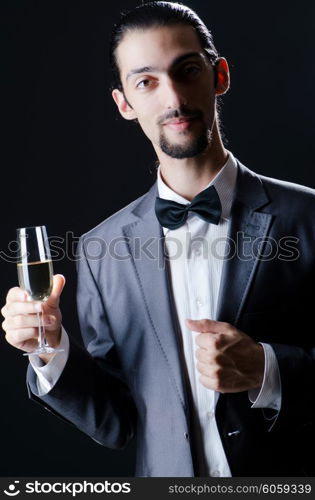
xmin=1 ymin=0 xmax=314 ymax=476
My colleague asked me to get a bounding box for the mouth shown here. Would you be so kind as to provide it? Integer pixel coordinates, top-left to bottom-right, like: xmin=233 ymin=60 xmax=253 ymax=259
xmin=163 ymin=117 xmax=198 ymax=132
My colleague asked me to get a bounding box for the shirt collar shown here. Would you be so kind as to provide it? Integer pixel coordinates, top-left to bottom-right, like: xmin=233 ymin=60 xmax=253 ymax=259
xmin=157 ymin=151 xmax=238 ymax=229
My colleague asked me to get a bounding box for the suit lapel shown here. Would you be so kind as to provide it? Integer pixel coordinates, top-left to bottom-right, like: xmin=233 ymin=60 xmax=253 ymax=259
xmin=216 ymin=162 xmax=274 ymax=325
xmin=122 ymin=184 xmax=188 ymax=412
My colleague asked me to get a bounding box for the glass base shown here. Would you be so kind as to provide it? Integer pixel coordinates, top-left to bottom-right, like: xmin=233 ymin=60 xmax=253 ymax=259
xmin=23 ymin=347 xmax=64 ymax=356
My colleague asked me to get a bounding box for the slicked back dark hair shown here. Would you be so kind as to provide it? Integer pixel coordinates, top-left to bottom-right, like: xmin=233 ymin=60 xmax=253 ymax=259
xmin=109 ymin=1 xmax=219 ymax=92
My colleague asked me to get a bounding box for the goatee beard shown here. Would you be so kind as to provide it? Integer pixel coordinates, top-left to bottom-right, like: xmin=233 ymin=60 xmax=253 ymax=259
xmin=159 ymin=128 xmax=211 ymax=159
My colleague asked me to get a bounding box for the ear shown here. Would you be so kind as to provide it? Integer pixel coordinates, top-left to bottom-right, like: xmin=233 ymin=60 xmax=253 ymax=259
xmin=214 ymin=57 xmax=230 ymax=96
xmin=112 ymin=89 xmax=137 ymax=121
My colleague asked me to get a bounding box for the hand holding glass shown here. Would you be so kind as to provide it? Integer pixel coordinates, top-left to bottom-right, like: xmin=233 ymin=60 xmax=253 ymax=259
xmin=17 ymin=226 xmax=64 ymax=356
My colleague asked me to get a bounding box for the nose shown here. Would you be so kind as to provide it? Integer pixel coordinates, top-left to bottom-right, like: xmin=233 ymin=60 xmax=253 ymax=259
xmin=161 ymin=76 xmax=187 ymax=109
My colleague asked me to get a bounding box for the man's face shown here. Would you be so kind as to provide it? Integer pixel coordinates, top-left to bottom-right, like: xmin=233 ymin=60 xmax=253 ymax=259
xmin=113 ymin=25 xmax=221 ymax=159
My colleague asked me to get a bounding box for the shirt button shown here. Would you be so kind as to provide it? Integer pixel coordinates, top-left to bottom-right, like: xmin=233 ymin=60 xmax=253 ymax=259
xmin=194 ymin=245 xmax=202 ymax=256
xmin=211 ymin=470 xmax=221 ymax=477
xmin=196 ymin=297 xmax=203 ymax=307
xmin=206 ymin=410 xmax=215 ymax=420
xmin=184 ymin=432 xmax=189 ymax=440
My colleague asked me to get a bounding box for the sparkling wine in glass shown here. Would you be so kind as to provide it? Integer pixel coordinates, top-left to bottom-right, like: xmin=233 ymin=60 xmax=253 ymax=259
xmin=17 ymin=226 xmax=64 ymax=356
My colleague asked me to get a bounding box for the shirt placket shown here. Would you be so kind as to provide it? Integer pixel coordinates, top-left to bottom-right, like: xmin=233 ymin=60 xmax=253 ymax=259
xmin=185 ymin=218 xmax=217 ymax=465
xmin=186 ymin=217 xmax=231 ymax=477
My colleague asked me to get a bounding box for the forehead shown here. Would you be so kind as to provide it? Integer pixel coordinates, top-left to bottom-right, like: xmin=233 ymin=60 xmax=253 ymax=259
xmin=116 ymin=25 xmax=204 ymax=78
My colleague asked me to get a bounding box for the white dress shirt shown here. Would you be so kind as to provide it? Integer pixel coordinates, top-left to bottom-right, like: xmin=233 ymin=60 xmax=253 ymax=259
xmin=29 ymin=327 xmax=69 ymax=394
xmin=30 ymin=151 xmax=281 ymax=476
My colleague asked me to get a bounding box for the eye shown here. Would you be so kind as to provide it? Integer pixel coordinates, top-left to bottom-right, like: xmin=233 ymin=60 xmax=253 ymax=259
xmin=183 ymin=65 xmax=201 ymax=77
xmin=136 ymin=78 xmax=152 ymax=89
xmin=174 ymin=64 xmax=202 ymax=81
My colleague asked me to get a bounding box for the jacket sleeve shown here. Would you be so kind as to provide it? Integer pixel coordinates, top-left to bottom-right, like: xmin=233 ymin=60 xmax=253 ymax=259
xmin=27 ymin=236 xmax=137 ymax=450
xmin=269 ymin=342 xmax=315 ymax=425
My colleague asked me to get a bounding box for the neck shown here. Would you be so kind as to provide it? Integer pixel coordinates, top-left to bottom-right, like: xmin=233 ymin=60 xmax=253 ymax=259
xmin=157 ymin=121 xmax=228 ymax=201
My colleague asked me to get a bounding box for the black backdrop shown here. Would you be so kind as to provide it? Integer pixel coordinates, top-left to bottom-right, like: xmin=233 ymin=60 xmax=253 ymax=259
xmin=1 ymin=0 xmax=315 ymax=477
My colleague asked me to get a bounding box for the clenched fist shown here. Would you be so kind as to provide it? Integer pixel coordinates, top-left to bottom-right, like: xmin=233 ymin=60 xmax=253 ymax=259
xmin=1 ymin=274 xmax=65 ymax=364
xmin=186 ymin=318 xmax=264 ymax=393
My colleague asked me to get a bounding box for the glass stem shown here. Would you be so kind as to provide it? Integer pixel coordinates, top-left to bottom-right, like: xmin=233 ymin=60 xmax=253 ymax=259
xmin=37 ymin=310 xmax=45 ymax=349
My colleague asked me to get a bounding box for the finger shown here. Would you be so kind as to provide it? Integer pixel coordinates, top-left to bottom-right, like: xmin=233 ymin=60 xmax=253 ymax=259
xmin=186 ymin=318 xmax=231 ymax=334
xmin=5 ymin=328 xmax=38 ymax=347
xmin=7 ymin=336 xmax=39 ymax=353
xmin=43 ymin=314 xmax=60 ymax=331
xmin=4 ymin=314 xmax=56 ymax=330
xmin=6 ymin=287 xmax=28 ymax=303
xmin=4 ymin=301 xmax=42 ymax=318
xmin=195 ymin=331 xmax=233 ymax=351
xmin=199 ymin=369 xmax=226 ymax=392
xmin=20 ymin=339 xmax=39 ymax=353
xmin=199 ymin=374 xmax=217 ymax=391
xmin=46 ymin=274 xmax=66 ymax=309
xmin=195 ymin=347 xmax=212 ymax=363
xmin=195 ymin=332 xmax=216 ymax=349
xmin=196 ymin=347 xmax=232 ymax=368
xmin=196 ymin=361 xmax=212 ymax=377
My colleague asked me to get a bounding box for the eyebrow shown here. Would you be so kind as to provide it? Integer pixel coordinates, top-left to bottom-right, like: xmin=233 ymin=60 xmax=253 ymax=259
xmin=125 ymin=51 xmax=204 ymax=82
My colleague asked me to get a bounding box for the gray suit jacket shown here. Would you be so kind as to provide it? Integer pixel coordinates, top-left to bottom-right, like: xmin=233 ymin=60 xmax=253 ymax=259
xmin=28 ymin=160 xmax=315 ymax=476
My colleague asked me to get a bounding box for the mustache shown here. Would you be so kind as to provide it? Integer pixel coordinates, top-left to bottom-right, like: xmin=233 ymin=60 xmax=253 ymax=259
xmin=157 ymin=106 xmax=203 ymax=125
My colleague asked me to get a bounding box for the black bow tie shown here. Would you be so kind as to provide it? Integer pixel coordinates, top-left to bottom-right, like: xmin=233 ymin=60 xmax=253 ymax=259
xmin=155 ymin=185 xmax=222 ymax=230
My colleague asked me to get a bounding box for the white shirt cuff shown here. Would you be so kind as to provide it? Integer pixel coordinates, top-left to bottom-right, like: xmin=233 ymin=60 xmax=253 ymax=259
xmin=29 ymin=326 xmax=70 ymax=396
xmin=248 ymin=343 xmax=282 ymax=411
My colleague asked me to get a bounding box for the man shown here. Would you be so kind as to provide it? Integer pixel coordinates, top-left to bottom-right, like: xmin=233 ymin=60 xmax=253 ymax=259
xmin=2 ymin=1 xmax=315 ymax=476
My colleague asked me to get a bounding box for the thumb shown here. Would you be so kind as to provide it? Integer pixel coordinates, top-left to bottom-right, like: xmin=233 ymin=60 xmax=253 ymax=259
xmin=47 ymin=274 xmax=66 ymax=308
xmin=186 ymin=318 xmax=220 ymax=333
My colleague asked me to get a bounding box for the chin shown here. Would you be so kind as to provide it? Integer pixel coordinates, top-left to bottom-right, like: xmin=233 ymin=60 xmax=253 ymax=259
xmin=159 ymin=131 xmax=210 ymax=159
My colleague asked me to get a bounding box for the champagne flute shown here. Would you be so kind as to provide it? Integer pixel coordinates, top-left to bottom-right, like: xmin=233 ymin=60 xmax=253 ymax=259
xmin=16 ymin=226 xmax=64 ymax=356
